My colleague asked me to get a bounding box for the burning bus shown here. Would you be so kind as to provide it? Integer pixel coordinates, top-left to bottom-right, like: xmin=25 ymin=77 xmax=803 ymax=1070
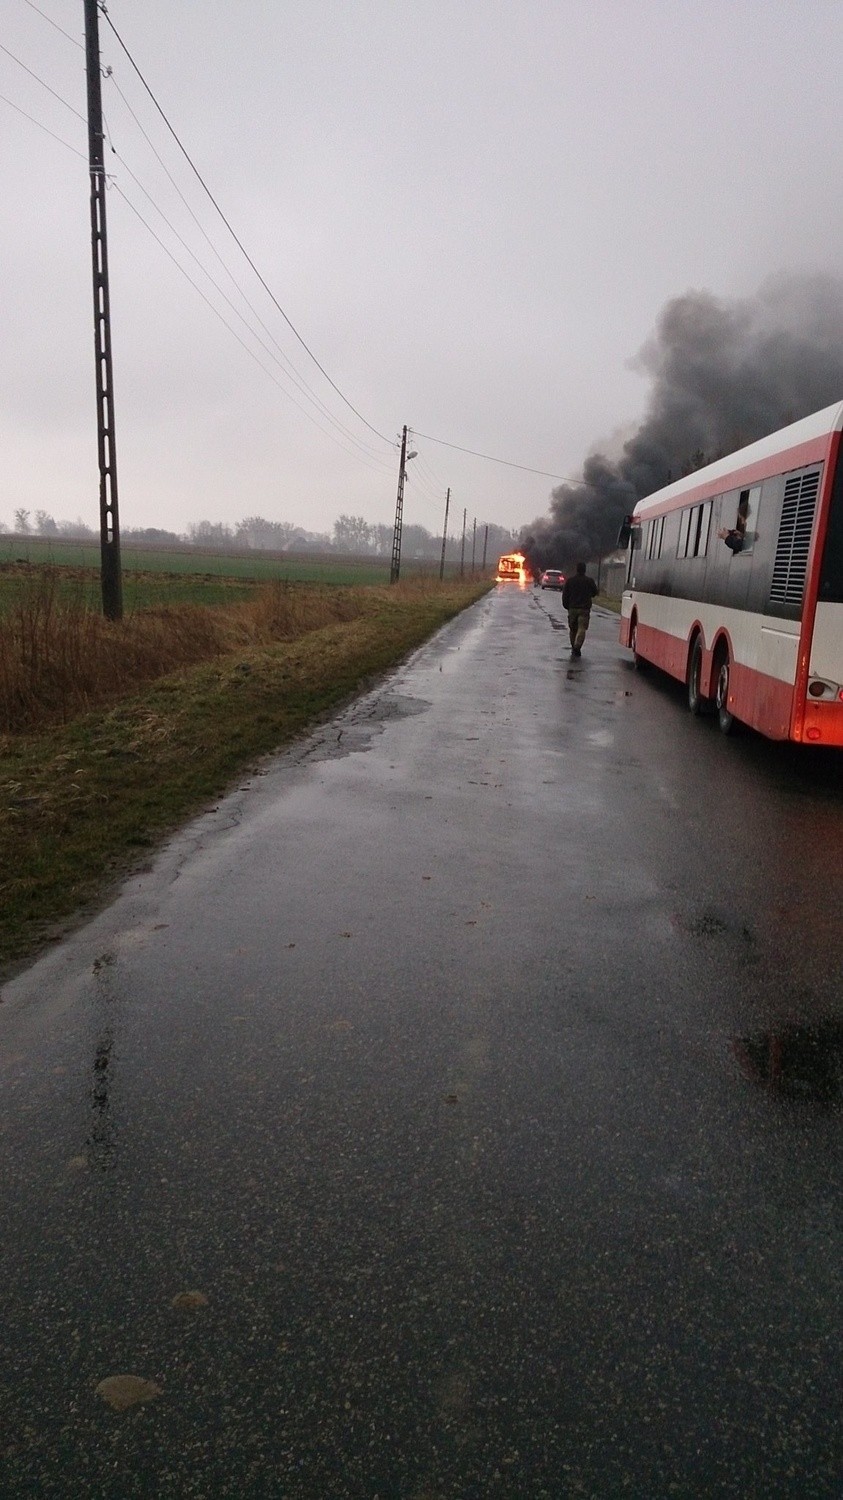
xmin=497 ymin=552 xmax=528 ymax=583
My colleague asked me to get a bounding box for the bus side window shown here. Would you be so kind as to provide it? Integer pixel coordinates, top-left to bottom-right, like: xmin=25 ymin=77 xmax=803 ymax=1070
xmin=742 ymin=486 xmax=761 ymax=553
xmin=697 ymin=499 xmax=713 ymax=556
xmin=720 ymin=486 xmax=760 ymax=555
xmin=677 ymin=509 xmax=690 ymax=557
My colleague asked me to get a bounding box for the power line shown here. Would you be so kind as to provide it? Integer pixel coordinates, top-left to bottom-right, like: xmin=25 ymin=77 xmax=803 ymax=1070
xmin=104 ymin=74 xmax=392 ymax=467
xmin=108 ymin=144 xmax=394 ymax=472
xmin=413 ymin=428 xmax=589 ymax=483
xmin=0 ymin=89 xmax=86 ymax=156
xmin=22 ymin=0 xmax=84 ymax=50
xmin=413 ymin=445 xmax=448 ymax=494
xmin=0 ymin=41 xmax=87 ymax=121
xmin=101 ymin=10 xmax=394 ymax=448
xmin=112 ymin=185 xmax=398 ymax=478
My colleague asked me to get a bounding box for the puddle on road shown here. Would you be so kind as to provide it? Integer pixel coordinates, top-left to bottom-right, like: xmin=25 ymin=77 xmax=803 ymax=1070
xmin=296 ymin=693 xmax=432 ymax=764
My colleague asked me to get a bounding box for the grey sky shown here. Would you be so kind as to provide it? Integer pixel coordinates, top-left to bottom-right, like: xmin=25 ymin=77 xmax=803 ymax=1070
xmin=3 ymin=0 xmax=843 ymax=539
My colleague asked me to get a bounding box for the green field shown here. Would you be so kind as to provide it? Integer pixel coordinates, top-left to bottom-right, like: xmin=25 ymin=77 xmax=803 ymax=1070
xmin=0 ymin=533 xmax=461 ymax=590
xmin=0 ymin=566 xmax=260 ymax=613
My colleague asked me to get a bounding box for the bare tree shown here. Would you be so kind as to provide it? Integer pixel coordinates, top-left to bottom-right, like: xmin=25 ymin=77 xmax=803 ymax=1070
xmin=333 ymin=515 xmax=374 ymax=553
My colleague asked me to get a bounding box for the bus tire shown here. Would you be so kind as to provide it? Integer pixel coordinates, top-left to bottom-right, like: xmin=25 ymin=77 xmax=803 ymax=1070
xmin=687 ymin=639 xmax=709 ymax=715
xmin=630 ymin=618 xmax=647 ymax=671
xmin=715 ymin=650 xmax=736 ymax=734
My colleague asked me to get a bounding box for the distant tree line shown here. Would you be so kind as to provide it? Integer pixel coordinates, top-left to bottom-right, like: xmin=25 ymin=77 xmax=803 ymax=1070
xmin=6 ymin=508 xmax=518 ymax=561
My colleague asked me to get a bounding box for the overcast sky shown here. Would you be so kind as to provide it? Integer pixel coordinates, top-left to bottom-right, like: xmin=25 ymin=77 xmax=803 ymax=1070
xmin=3 ymin=0 xmax=843 ymax=540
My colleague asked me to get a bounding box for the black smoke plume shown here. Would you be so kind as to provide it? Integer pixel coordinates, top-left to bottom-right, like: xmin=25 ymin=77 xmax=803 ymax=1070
xmin=522 ymin=272 xmax=843 ymax=571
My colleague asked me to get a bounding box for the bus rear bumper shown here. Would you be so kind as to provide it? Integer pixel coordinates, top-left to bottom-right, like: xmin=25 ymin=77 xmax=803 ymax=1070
xmin=796 ymin=698 xmax=843 ymax=746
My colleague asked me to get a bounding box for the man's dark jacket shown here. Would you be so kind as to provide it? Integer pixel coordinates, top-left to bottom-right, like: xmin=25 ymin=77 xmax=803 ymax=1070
xmin=562 ymin=573 xmax=598 ymax=609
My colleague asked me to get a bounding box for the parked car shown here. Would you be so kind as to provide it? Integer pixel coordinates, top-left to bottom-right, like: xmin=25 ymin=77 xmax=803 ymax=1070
xmin=540 ymin=569 xmax=565 ymax=590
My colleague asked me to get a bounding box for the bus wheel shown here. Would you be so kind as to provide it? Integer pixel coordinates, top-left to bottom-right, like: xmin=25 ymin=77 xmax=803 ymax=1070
xmin=715 ymin=652 xmax=736 ymax=734
xmin=631 ymin=619 xmax=647 ymax=671
xmin=687 ymin=639 xmax=709 ymax=715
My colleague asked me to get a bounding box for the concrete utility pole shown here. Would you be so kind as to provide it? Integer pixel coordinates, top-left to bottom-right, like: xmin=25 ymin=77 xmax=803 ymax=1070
xmin=390 ymin=426 xmax=408 ymax=584
xmin=481 ymin=524 xmax=488 ymax=572
xmin=438 ymin=488 xmax=450 ymax=582
xmin=84 ymin=0 xmax=122 ymax=620
xmin=470 ymin=517 xmax=477 ymax=576
xmin=459 ymin=508 xmax=467 ymax=578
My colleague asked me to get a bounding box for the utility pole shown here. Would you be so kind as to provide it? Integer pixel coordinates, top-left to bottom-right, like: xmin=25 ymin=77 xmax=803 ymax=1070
xmin=390 ymin=425 xmax=408 ymax=584
xmin=481 ymin=524 xmax=488 ymax=573
xmin=438 ymin=487 xmax=450 ymax=581
xmin=470 ymin=517 xmax=477 ymax=576
xmin=84 ymin=0 xmax=122 ymax=620
xmin=459 ymin=508 xmax=467 ymax=578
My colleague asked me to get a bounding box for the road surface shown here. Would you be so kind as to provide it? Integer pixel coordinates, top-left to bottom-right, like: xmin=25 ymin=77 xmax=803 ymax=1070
xmin=1 ymin=585 xmax=840 ymax=1497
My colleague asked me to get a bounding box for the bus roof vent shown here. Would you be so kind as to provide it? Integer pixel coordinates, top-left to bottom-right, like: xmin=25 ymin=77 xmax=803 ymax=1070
xmin=770 ymin=469 xmax=820 ymax=606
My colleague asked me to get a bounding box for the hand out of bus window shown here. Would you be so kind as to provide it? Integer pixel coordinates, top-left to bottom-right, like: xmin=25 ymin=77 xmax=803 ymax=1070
xmin=718 ymin=526 xmax=744 ymax=553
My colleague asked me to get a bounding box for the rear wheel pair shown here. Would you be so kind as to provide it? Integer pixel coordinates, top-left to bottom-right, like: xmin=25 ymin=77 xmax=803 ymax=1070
xmin=715 ymin=654 xmax=736 ymax=734
xmin=688 ymin=640 xmax=735 ymax=733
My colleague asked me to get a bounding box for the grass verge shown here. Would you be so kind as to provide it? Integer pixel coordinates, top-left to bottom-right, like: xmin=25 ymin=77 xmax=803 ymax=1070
xmin=596 ymin=594 xmax=621 ymax=614
xmin=0 ymin=580 xmax=489 ymax=977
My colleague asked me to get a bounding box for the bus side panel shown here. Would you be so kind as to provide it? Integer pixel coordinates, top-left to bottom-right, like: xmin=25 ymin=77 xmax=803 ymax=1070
xmin=728 ymin=658 xmax=795 ymax=741
xmin=639 ymin=623 xmax=687 ymax=681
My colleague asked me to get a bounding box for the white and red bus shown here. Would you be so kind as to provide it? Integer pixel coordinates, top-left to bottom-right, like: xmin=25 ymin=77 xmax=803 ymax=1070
xmin=619 ymin=400 xmax=843 ymax=745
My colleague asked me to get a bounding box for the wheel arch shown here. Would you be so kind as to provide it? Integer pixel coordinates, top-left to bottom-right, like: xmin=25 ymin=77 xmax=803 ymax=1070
xmin=711 ymin=627 xmax=734 ymax=667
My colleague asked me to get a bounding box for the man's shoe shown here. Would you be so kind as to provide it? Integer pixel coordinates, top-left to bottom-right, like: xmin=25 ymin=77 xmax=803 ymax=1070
xmin=572 ymin=646 xmax=581 ymax=657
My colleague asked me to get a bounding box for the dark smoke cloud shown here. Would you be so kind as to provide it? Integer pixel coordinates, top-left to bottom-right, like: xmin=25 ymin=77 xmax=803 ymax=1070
xmin=522 ymin=272 xmax=843 ymax=570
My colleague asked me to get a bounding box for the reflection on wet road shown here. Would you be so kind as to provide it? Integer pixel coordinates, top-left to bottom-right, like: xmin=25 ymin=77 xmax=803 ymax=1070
xmin=0 ymin=585 xmax=841 ymax=1497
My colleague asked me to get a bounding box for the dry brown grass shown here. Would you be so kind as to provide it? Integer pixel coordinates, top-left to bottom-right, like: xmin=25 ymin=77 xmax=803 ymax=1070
xmin=0 ymin=571 xmax=369 ymax=734
xmin=247 ymin=578 xmax=364 ymax=640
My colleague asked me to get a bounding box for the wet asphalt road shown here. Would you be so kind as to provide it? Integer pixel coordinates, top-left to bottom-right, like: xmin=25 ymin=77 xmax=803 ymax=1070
xmin=0 ymin=584 xmax=841 ymax=1499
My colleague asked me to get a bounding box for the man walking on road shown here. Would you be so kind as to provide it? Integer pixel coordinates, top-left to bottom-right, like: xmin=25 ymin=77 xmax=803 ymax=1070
xmin=562 ymin=561 xmax=598 ymax=656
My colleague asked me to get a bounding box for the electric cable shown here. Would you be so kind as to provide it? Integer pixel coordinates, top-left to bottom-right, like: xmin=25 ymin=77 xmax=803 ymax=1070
xmin=104 ymin=72 xmax=393 ymax=464
xmin=101 ymin=9 xmax=394 ymax=448
xmin=413 ymin=428 xmax=588 ymax=483
xmin=107 ymin=140 xmax=395 ymax=473
xmin=0 ymin=41 xmax=87 ymax=121
xmin=403 ymin=433 xmax=449 ymax=504
xmin=0 ymin=90 xmax=86 ymax=156
xmin=401 ymin=457 xmax=444 ymax=506
xmin=22 ymin=0 xmax=84 ymax=50
xmin=113 ymin=185 xmax=399 ymax=478
xmin=413 ymin=447 xmax=449 ymax=495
